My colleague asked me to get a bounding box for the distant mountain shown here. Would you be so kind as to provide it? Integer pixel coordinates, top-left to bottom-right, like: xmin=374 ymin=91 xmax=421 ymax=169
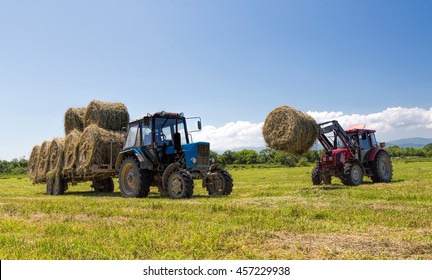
xmin=387 ymin=137 xmax=432 ymax=148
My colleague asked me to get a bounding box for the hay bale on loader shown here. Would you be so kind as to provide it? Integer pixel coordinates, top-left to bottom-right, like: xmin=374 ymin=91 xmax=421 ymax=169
xmin=84 ymin=100 xmax=129 ymax=131
xmin=28 ymin=145 xmax=41 ymax=183
xmin=76 ymin=124 xmax=126 ymax=174
xmin=63 ymin=129 xmax=81 ymax=170
xmin=35 ymin=140 xmax=51 ymax=183
xmin=64 ymin=107 xmax=86 ymax=135
xmin=262 ymin=105 xmax=318 ymax=155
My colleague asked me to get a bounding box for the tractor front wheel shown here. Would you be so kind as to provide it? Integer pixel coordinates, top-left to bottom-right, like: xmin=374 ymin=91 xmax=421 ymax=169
xmin=166 ymin=168 xmax=194 ymax=199
xmin=119 ymin=157 xmax=150 ymax=198
xmin=312 ymin=165 xmax=331 ymax=185
xmin=341 ymin=162 xmax=363 ymax=186
xmin=204 ymin=167 xmax=233 ymax=195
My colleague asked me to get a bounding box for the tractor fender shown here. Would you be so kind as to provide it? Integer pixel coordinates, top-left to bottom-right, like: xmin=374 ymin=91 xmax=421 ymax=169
xmin=162 ymin=163 xmax=181 ymax=190
xmin=208 ymin=163 xmax=221 ymax=173
xmin=366 ymin=148 xmax=387 ymax=162
xmin=115 ymin=148 xmax=153 ymax=171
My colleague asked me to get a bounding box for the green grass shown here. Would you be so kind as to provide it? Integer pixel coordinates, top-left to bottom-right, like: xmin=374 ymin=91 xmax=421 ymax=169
xmin=0 ymin=161 xmax=431 ymax=260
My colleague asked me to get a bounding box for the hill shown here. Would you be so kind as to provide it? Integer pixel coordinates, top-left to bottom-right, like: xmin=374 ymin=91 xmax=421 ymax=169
xmin=387 ymin=137 xmax=432 ymax=148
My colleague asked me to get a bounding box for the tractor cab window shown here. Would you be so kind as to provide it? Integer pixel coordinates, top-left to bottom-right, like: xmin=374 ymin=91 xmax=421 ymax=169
xmin=359 ymin=132 xmax=372 ymax=149
xmin=124 ymin=123 xmax=139 ymax=148
xmin=154 ymin=117 xmax=188 ymax=146
xmin=141 ymin=119 xmax=152 ymax=146
xmin=370 ymin=133 xmax=378 ymax=147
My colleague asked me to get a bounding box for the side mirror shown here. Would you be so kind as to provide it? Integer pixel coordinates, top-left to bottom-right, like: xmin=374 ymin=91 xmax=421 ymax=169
xmin=380 ymin=142 xmax=386 ymax=148
xmin=197 ymin=120 xmax=202 ymax=130
xmin=143 ymin=117 xmax=150 ymax=126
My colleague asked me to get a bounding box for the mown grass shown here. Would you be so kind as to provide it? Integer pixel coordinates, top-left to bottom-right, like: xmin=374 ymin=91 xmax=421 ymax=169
xmin=0 ymin=161 xmax=431 ymax=260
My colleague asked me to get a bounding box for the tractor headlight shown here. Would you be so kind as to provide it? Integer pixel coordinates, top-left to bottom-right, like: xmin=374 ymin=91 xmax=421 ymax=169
xmin=190 ymin=157 xmax=197 ymax=164
xmin=209 ymin=157 xmax=216 ymax=164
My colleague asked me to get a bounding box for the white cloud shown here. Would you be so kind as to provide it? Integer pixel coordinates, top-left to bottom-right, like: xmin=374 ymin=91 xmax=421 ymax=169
xmin=193 ymin=121 xmax=264 ymax=151
xmin=193 ymin=107 xmax=432 ymax=151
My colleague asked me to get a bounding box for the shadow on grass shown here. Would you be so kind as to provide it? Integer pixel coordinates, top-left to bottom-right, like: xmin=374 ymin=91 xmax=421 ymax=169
xmin=303 ymin=179 xmax=404 ymax=191
xmin=48 ymin=190 xmax=223 ymax=200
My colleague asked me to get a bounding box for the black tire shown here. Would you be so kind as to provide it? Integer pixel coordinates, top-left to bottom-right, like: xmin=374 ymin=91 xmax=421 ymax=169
xmin=371 ymin=151 xmax=393 ymax=183
xmin=166 ymin=168 xmax=194 ymax=199
xmin=311 ymin=165 xmax=321 ymax=185
xmin=312 ymin=165 xmax=331 ymax=185
xmin=119 ymin=157 xmax=150 ymax=198
xmin=94 ymin=178 xmax=115 ymax=193
xmin=52 ymin=177 xmax=67 ymax=195
xmin=46 ymin=177 xmax=54 ymax=195
xmin=341 ymin=161 xmax=363 ymax=186
xmin=204 ymin=167 xmax=233 ymax=195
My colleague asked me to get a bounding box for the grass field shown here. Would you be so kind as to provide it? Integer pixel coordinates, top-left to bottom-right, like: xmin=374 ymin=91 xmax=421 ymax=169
xmin=0 ymin=160 xmax=431 ymax=260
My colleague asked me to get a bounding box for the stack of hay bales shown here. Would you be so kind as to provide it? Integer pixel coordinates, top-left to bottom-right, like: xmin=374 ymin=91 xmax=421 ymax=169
xmin=28 ymin=100 xmax=129 ymax=184
xmin=262 ymin=105 xmax=318 ymax=155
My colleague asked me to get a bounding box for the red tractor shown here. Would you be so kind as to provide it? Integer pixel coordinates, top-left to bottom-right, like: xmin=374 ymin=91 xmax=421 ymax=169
xmin=312 ymin=120 xmax=393 ymax=186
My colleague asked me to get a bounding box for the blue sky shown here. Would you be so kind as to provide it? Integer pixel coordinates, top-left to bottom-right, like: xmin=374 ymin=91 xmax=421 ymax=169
xmin=0 ymin=0 xmax=431 ymax=160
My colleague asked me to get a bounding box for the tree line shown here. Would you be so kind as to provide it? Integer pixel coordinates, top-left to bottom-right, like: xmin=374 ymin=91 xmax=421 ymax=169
xmin=0 ymin=158 xmax=28 ymax=175
xmin=1 ymin=143 xmax=431 ymax=174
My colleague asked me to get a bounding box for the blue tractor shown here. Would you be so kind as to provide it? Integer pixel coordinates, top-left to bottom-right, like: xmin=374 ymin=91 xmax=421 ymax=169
xmin=115 ymin=111 xmax=233 ymax=199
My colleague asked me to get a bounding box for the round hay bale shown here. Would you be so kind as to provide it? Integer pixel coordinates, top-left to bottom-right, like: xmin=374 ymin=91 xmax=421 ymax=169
xmin=84 ymin=100 xmax=129 ymax=131
xmin=262 ymin=106 xmax=318 ymax=155
xmin=76 ymin=124 xmax=126 ymax=173
xmin=46 ymin=138 xmax=65 ymax=180
xmin=28 ymin=145 xmax=41 ymax=183
xmin=64 ymin=107 xmax=86 ymax=135
xmin=63 ymin=129 xmax=82 ymax=170
xmin=36 ymin=140 xmax=51 ymax=183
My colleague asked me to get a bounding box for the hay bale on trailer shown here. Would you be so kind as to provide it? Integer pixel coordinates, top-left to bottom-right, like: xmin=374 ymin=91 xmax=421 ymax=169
xmin=76 ymin=124 xmax=126 ymax=174
xmin=262 ymin=105 xmax=318 ymax=155
xmin=28 ymin=145 xmax=41 ymax=183
xmin=63 ymin=129 xmax=81 ymax=170
xmin=84 ymin=100 xmax=129 ymax=131
xmin=46 ymin=138 xmax=65 ymax=180
xmin=64 ymin=107 xmax=86 ymax=135
xmin=35 ymin=140 xmax=51 ymax=183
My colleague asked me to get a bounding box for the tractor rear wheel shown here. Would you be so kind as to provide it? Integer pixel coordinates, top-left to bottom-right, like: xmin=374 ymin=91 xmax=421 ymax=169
xmin=119 ymin=157 xmax=150 ymax=198
xmin=166 ymin=168 xmax=194 ymax=199
xmin=204 ymin=167 xmax=233 ymax=195
xmin=371 ymin=152 xmax=393 ymax=183
xmin=341 ymin=161 xmax=363 ymax=186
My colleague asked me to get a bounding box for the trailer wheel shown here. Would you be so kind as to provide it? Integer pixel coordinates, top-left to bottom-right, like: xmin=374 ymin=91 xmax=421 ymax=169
xmin=204 ymin=167 xmax=233 ymax=195
xmin=341 ymin=161 xmax=363 ymax=186
xmin=371 ymin=151 xmax=393 ymax=183
xmin=46 ymin=177 xmax=54 ymax=195
xmin=119 ymin=157 xmax=150 ymax=198
xmin=93 ymin=178 xmax=114 ymax=193
xmin=52 ymin=177 xmax=67 ymax=195
xmin=166 ymin=168 xmax=194 ymax=199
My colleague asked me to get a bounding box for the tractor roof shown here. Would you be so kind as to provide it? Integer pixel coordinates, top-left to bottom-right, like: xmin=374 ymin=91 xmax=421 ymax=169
xmin=345 ymin=128 xmax=376 ymax=134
